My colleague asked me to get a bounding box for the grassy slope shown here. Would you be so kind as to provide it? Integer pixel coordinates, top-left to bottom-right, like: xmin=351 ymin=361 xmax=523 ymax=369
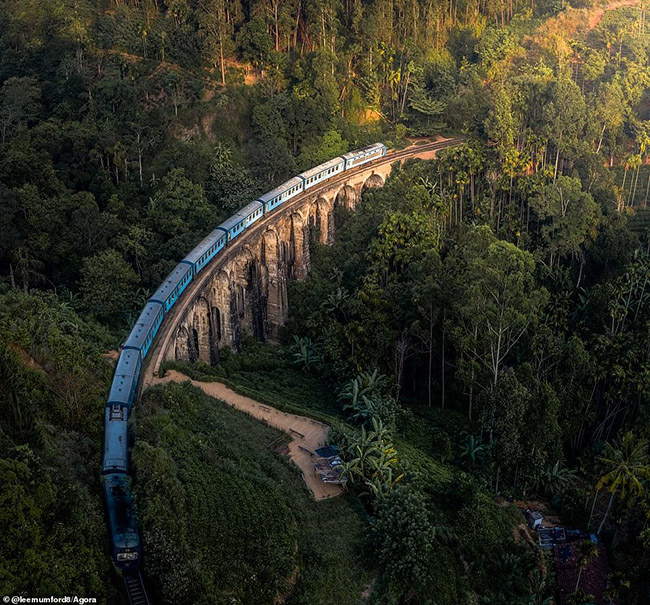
xmin=132 ymin=381 xmax=373 ymax=605
xmin=160 ymin=345 xmax=538 ymax=601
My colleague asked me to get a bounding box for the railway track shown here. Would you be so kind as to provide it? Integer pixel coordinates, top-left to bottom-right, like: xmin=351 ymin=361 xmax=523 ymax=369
xmin=124 ymin=571 xmax=151 ymax=605
xmin=124 ymin=136 xmax=463 ymax=604
xmin=141 ymin=136 xmax=464 ymax=389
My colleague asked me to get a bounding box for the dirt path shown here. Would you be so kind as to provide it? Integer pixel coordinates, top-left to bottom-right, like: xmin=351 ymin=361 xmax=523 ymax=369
xmin=588 ymin=0 xmax=640 ymax=31
xmin=150 ymin=370 xmax=344 ymax=501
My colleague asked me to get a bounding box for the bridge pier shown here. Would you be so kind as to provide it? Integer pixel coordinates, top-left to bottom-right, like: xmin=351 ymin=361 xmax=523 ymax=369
xmin=159 ymin=143 xmax=455 ymax=366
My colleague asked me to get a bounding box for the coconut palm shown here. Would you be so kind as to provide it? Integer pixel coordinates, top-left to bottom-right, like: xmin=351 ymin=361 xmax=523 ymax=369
xmin=574 ymin=539 xmax=598 ymax=591
xmin=596 ymin=431 xmax=650 ymax=534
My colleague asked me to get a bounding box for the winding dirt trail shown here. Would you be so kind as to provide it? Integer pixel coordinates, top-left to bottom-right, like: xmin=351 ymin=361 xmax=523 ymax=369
xmin=150 ymin=369 xmax=344 ymax=501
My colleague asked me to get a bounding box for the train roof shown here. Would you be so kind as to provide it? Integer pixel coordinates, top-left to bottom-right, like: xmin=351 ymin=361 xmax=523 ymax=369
xmin=150 ymin=262 xmax=193 ymax=304
xmin=123 ymin=301 xmax=163 ymax=351
xmin=183 ymin=228 xmax=227 ymax=265
xmin=341 ymin=142 xmax=385 ymax=161
xmin=104 ymin=474 xmax=139 ymax=546
xmin=114 ymin=347 xmax=141 ymax=378
xmin=257 ymin=177 xmax=303 ymax=203
xmin=219 ymin=201 xmax=263 ymax=230
xmin=108 ymin=348 xmax=140 ymax=404
xmin=299 ymin=157 xmax=344 ymax=180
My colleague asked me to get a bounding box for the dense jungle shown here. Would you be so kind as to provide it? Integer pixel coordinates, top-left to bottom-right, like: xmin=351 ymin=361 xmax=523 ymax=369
xmin=3 ymin=0 xmax=650 ymax=603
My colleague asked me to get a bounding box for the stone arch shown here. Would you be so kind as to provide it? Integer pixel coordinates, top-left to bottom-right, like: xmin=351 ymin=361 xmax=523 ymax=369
xmin=229 ymin=245 xmax=260 ymax=344
xmin=363 ymin=173 xmax=384 ymax=190
xmin=189 ymin=328 xmax=199 ymax=363
xmin=209 ymin=270 xmax=231 ymax=348
xmin=335 ymin=185 xmax=357 ymax=210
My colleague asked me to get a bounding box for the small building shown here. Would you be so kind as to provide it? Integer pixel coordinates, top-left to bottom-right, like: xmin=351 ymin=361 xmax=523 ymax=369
xmin=313 ymin=446 xmax=347 ymax=486
xmin=525 ymin=509 xmax=544 ymax=530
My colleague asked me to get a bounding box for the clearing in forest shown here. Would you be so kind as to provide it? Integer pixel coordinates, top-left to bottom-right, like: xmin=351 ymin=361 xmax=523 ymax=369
xmin=151 ymin=369 xmax=344 ymax=501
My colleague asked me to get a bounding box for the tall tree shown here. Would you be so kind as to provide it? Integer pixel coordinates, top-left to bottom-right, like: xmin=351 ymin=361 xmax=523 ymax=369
xmin=596 ymin=432 xmax=650 ymax=535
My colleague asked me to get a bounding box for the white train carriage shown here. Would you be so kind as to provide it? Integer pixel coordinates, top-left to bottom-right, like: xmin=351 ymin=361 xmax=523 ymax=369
xmin=299 ymin=157 xmax=345 ymax=190
xmin=257 ymin=177 xmax=304 ymax=212
xmin=341 ymin=142 xmax=386 ymax=169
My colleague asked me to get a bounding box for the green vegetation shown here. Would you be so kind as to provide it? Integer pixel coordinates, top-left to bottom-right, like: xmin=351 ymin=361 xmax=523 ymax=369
xmin=132 ymin=381 xmax=373 ymax=605
xmin=4 ymin=0 xmax=650 ymax=602
xmin=0 ymin=289 xmax=120 ymax=602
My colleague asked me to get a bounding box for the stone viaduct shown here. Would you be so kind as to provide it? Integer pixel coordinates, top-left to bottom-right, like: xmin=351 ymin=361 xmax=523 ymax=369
xmin=147 ymin=138 xmax=462 ymax=375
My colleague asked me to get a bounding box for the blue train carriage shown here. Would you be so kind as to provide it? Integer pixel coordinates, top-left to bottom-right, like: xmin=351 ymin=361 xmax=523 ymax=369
xmin=299 ymin=157 xmax=345 ymax=190
xmin=341 ymin=142 xmax=386 ymax=170
xmin=123 ymin=300 xmax=165 ymax=361
xmin=218 ymin=200 xmax=264 ymax=241
xmin=184 ymin=227 xmax=228 ymax=276
xmin=104 ymin=473 xmax=141 ymax=568
xmin=107 ymin=348 xmax=142 ymax=410
xmin=257 ymin=177 xmax=304 ymax=212
xmin=103 ymin=404 xmax=129 ymax=474
xmin=150 ymin=261 xmax=193 ymax=314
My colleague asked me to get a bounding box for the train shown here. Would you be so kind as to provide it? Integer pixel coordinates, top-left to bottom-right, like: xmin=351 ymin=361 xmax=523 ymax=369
xmin=102 ymin=142 xmax=387 ymax=568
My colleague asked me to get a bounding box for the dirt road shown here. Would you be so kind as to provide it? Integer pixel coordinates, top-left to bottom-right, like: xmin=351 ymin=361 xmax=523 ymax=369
xmin=151 ymin=370 xmax=344 ymax=501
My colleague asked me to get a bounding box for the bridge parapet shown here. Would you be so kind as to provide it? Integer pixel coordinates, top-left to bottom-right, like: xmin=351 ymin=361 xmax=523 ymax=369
xmin=146 ymin=139 xmax=461 ymax=374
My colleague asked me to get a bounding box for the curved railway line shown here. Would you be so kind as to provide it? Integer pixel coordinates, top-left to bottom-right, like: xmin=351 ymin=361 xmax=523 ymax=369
xmin=141 ymin=137 xmax=463 ymax=388
xmin=107 ymin=136 xmax=464 ymax=604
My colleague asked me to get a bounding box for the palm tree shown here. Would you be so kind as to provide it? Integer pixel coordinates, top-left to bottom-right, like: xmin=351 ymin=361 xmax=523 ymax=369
xmin=596 ymin=431 xmax=650 ymax=534
xmin=574 ymin=539 xmax=598 ymax=591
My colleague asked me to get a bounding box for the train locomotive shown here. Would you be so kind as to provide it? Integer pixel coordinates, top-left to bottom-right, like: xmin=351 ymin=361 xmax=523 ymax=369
xmin=102 ymin=142 xmax=386 ymax=568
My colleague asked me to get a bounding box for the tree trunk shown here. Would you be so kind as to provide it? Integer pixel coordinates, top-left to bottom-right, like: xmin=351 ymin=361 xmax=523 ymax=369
xmin=597 ymin=488 xmax=617 ymax=535
xmin=596 ymin=123 xmax=606 ymax=154
xmin=219 ymin=37 xmax=226 ymax=85
xmin=553 ymin=141 xmax=561 ymax=182
xmin=587 ymin=489 xmax=600 ymax=529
